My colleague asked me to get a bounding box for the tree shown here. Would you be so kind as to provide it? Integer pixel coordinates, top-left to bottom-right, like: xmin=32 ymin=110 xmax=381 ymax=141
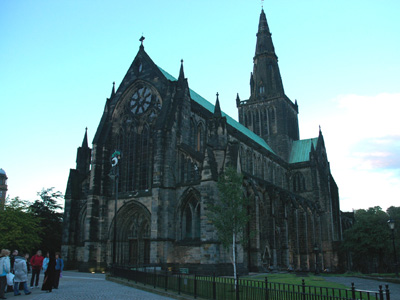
xmin=0 ymin=197 xmax=42 ymax=253
xmin=207 ymin=166 xmax=249 ymax=286
xmin=29 ymin=188 xmax=64 ymax=254
xmin=342 ymin=206 xmax=391 ymax=273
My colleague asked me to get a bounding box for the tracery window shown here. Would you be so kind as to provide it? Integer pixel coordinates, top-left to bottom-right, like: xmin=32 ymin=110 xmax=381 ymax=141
xmin=114 ymin=84 xmax=162 ymax=194
xmin=181 ymin=193 xmax=201 ymax=240
xmin=196 ymin=124 xmax=204 ymax=152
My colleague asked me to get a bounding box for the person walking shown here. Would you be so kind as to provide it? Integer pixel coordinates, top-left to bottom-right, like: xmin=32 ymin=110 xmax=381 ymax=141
xmin=29 ymin=250 xmax=44 ymax=288
xmin=41 ymin=253 xmax=55 ymax=293
xmin=0 ymin=249 xmax=11 ymax=300
xmin=53 ymin=252 xmax=64 ymax=289
xmin=13 ymin=255 xmax=31 ymax=296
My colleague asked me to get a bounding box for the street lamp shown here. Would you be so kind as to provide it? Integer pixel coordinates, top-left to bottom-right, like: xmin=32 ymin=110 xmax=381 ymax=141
xmin=387 ymin=219 xmax=399 ymax=278
xmin=111 ymin=150 xmax=121 ymax=267
xmin=313 ymin=244 xmax=320 ymax=275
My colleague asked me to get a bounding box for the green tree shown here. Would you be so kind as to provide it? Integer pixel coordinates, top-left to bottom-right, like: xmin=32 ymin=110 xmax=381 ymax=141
xmin=342 ymin=206 xmax=391 ymax=273
xmin=29 ymin=188 xmax=64 ymax=254
xmin=0 ymin=197 xmax=42 ymax=253
xmin=207 ymin=166 xmax=249 ymax=285
xmin=386 ymin=206 xmax=400 ymax=273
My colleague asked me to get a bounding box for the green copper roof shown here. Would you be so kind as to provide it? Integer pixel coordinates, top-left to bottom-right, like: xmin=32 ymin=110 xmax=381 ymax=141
xmin=158 ymin=66 xmax=275 ymax=154
xmin=289 ymin=138 xmax=318 ymax=164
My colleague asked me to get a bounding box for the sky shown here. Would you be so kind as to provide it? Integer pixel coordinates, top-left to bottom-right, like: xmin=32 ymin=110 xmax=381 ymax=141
xmin=1 ymin=0 xmax=399 ymax=212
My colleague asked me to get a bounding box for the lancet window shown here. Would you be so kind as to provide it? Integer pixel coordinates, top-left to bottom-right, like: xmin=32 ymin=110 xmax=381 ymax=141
xmin=180 ymin=193 xmax=201 ymax=240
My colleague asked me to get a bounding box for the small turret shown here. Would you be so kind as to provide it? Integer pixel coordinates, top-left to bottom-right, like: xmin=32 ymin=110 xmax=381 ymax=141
xmin=214 ymin=92 xmax=222 ymax=117
xmin=76 ymin=128 xmax=92 ymax=175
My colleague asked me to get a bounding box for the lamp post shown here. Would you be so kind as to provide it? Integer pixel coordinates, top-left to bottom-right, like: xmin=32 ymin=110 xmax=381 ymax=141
xmin=387 ymin=219 xmax=399 ymax=278
xmin=313 ymin=244 xmax=320 ymax=275
xmin=111 ymin=151 xmax=121 ymax=267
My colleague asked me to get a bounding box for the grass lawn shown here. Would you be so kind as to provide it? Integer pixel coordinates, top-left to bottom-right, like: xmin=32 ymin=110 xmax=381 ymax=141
xmin=244 ymin=273 xmax=349 ymax=289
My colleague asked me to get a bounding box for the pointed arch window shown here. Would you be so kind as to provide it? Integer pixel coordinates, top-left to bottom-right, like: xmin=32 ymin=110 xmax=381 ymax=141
xmin=128 ymin=130 xmax=136 ymax=191
xmin=190 ymin=119 xmax=196 ymax=146
xmin=181 ymin=193 xmax=201 ymax=240
xmin=196 ymin=124 xmax=204 ymax=152
xmin=138 ymin=126 xmax=150 ymax=190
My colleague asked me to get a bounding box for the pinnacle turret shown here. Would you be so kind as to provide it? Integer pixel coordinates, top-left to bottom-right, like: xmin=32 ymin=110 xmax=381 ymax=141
xmin=110 ymin=82 xmax=115 ymax=98
xmin=178 ymin=59 xmax=185 ymax=81
xmin=82 ymin=127 xmax=88 ymax=148
xmin=214 ymin=93 xmax=222 ymax=117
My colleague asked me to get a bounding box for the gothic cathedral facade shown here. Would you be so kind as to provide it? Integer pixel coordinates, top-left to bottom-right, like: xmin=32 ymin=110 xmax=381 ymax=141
xmin=62 ymin=10 xmax=343 ymax=273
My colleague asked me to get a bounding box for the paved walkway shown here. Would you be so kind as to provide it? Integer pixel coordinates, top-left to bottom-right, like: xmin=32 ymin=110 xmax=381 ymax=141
xmin=324 ymin=276 xmax=400 ymax=300
xmin=5 ymin=270 xmax=174 ymax=300
xmin=6 ymin=271 xmax=400 ymax=299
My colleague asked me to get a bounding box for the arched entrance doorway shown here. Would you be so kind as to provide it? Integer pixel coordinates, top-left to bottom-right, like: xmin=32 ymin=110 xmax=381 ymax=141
xmin=110 ymin=201 xmax=151 ymax=265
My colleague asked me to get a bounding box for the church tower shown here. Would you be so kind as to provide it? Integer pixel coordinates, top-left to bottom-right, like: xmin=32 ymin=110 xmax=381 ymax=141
xmin=237 ymin=9 xmax=299 ymax=160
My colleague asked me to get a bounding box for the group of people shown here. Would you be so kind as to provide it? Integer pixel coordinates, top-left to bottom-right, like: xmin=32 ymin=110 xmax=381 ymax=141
xmin=0 ymin=249 xmax=64 ymax=299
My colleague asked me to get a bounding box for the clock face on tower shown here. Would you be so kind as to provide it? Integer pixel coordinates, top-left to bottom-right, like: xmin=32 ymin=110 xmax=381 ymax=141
xmin=129 ymin=86 xmax=161 ymax=116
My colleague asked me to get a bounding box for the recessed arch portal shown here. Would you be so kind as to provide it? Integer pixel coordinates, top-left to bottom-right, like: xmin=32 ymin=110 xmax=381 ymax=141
xmin=109 ymin=201 xmax=151 ymax=265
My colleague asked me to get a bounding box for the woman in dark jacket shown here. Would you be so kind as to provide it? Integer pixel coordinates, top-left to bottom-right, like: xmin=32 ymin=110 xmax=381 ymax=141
xmin=41 ymin=253 xmax=56 ymax=292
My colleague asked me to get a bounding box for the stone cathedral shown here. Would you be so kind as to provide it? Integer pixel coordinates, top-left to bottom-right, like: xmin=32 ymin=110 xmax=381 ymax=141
xmin=62 ymin=9 xmax=343 ymax=274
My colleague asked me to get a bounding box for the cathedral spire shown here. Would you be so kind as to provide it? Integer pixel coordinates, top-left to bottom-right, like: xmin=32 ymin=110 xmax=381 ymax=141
xmin=255 ymin=9 xmax=276 ymax=58
xmin=251 ymin=8 xmax=284 ymax=99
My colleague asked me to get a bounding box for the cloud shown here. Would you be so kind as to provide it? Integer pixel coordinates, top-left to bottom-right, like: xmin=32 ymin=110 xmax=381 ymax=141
xmin=303 ymin=93 xmax=400 ymax=211
xmin=351 ymin=135 xmax=400 ymax=171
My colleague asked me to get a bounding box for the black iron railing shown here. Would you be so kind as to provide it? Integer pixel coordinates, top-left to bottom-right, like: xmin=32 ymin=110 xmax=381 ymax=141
xmin=111 ymin=266 xmax=391 ymax=300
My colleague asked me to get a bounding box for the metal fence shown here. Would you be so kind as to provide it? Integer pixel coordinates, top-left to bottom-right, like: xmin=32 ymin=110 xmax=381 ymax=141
xmin=111 ymin=266 xmax=392 ymax=300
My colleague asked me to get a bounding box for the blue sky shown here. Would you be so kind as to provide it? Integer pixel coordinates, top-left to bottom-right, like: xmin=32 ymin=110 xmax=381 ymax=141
xmin=1 ymin=0 xmax=399 ymax=212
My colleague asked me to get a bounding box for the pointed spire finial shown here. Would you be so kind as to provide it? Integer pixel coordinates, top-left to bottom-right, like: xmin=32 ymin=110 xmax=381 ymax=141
xmin=110 ymin=81 xmax=116 ymax=98
xmin=178 ymin=59 xmax=185 ymax=80
xmin=236 ymin=93 xmax=241 ymax=107
xmin=82 ymin=127 xmax=88 ymax=148
xmin=214 ymin=92 xmax=222 ymax=117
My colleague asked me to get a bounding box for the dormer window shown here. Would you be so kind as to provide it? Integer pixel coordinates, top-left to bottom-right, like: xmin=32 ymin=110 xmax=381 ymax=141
xmin=259 ymin=86 xmax=265 ymax=94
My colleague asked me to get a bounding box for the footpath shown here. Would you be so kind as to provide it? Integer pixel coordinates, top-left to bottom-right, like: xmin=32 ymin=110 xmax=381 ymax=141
xmin=4 ymin=270 xmax=175 ymax=300
xmin=5 ymin=271 xmax=400 ymax=299
xmin=324 ymin=276 xmax=400 ymax=300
